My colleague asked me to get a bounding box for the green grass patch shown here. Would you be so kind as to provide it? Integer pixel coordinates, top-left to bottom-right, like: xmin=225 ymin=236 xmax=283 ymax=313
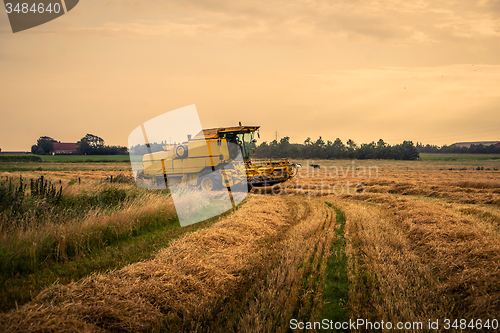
xmin=0 ymin=155 xmax=42 ymax=162
xmin=38 ymin=155 xmax=130 ymax=162
xmin=321 ymin=202 xmax=349 ymax=332
xmin=420 ymin=153 xmax=500 ymax=161
xmin=0 ymin=176 xmax=139 ymax=229
xmin=59 ymin=186 xmax=133 ymax=212
xmin=0 ymin=214 xmax=183 ymax=312
xmin=0 ymin=197 xmax=247 ymax=313
xmin=0 ymin=201 xmax=170 ymax=278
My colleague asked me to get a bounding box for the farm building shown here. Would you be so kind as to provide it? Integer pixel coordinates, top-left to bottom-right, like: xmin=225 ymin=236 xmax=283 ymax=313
xmin=52 ymin=142 xmax=78 ymax=154
xmin=452 ymin=141 xmax=500 ymax=148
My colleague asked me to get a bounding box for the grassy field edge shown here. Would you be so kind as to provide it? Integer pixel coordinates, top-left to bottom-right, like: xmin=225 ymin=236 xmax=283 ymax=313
xmin=320 ymin=203 xmax=349 ymax=331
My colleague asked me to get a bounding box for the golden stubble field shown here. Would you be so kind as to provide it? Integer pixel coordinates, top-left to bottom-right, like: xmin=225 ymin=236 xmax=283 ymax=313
xmin=257 ymin=159 xmax=498 ymax=198
xmin=270 ymin=159 xmax=500 ymax=326
xmin=1 ymin=158 xmax=499 ymax=332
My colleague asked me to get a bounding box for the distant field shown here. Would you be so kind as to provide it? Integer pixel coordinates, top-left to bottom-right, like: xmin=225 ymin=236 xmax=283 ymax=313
xmin=4 ymin=153 xmax=498 ymax=163
xmin=294 ymin=158 xmax=500 ymax=171
xmin=0 ymin=162 xmax=132 ymax=174
xmin=420 ymin=153 xmax=500 ymax=160
xmin=0 ymin=155 xmax=42 ymax=162
xmin=38 ymin=155 xmax=131 ymax=162
xmin=0 ymin=155 xmax=139 ymax=174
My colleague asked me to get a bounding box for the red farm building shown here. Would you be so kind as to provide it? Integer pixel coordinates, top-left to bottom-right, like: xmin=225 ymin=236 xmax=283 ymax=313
xmin=52 ymin=142 xmax=78 ymax=154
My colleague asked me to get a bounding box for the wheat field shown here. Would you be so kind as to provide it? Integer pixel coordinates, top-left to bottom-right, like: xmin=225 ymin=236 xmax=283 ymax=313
xmin=1 ymin=158 xmax=499 ymax=332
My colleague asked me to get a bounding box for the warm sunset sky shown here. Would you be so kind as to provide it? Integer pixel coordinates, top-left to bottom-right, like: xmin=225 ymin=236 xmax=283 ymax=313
xmin=1 ymin=0 xmax=500 ymax=151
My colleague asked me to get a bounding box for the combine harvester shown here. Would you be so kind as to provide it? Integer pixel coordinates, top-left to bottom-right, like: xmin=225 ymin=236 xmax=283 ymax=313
xmin=139 ymin=125 xmax=299 ymax=191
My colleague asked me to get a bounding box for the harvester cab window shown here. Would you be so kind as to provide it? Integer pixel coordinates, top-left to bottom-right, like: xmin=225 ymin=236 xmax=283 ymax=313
xmin=221 ymin=131 xmax=255 ymax=161
xmin=236 ymin=132 xmax=255 ymax=161
xmin=221 ymin=133 xmax=240 ymax=161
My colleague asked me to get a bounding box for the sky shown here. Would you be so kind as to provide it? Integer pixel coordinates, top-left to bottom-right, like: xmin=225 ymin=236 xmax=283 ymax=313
xmin=1 ymin=0 xmax=500 ymax=151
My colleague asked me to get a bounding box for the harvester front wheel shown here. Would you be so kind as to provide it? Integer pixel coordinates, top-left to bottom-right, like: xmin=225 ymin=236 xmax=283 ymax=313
xmin=200 ymin=176 xmax=215 ymax=191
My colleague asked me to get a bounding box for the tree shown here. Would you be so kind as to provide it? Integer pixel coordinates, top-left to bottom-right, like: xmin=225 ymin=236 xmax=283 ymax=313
xmin=334 ymin=138 xmax=346 ymax=158
xmin=302 ymin=137 xmax=313 ymax=158
xmin=254 ymin=141 xmax=270 ymax=158
xmin=313 ymin=137 xmax=326 ymax=159
xmin=77 ymin=134 xmax=105 ymax=155
xmin=346 ymin=139 xmax=357 ymax=158
xmin=397 ymin=141 xmax=420 ymax=160
xmin=76 ymin=140 xmax=91 ymax=155
xmin=278 ymin=136 xmax=291 ymax=158
xmin=375 ymin=139 xmax=387 ymax=159
xmin=83 ymin=134 xmax=104 ymax=149
xmin=32 ymin=136 xmax=56 ymax=155
xmin=356 ymin=142 xmax=376 ymax=159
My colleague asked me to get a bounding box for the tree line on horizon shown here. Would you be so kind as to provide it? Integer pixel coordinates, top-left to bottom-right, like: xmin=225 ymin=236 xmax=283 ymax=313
xmin=129 ymin=141 xmax=170 ymax=155
xmin=253 ymin=137 xmax=420 ymax=160
xmin=26 ymin=135 xmax=499 ymax=158
xmin=31 ymin=134 xmax=128 ymax=155
xmin=416 ymin=142 xmax=500 ymax=154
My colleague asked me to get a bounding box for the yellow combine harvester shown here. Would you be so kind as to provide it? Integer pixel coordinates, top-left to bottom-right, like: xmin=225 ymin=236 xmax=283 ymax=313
xmin=140 ymin=126 xmax=299 ymax=191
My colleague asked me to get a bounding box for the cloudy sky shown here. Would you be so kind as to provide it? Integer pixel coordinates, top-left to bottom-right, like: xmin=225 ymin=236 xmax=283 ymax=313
xmin=1 ymin=0 xmax=500 ymax=150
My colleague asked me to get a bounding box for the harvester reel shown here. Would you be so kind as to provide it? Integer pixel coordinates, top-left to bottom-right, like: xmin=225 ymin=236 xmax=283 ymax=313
xmin=175 ymin=145 xmax=188 ymax=158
